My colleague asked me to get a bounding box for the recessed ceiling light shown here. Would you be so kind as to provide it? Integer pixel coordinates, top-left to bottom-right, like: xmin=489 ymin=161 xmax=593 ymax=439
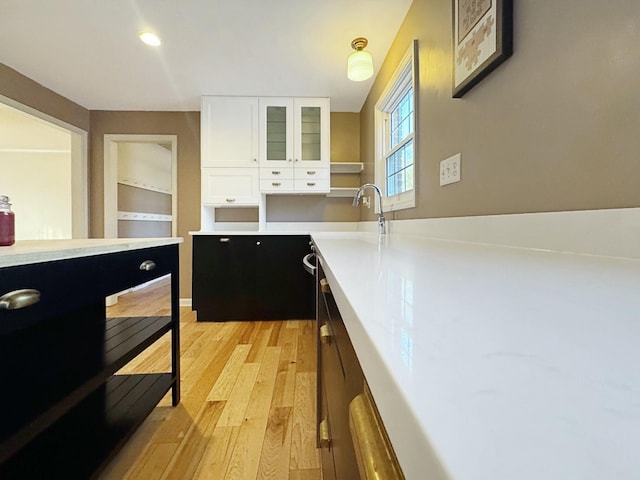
xmin=139 ymin=32 xmax=161 ymax=47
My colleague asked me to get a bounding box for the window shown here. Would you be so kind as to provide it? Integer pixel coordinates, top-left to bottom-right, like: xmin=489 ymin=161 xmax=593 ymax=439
xmin=375 ymin=41 xmax=418 ymax=212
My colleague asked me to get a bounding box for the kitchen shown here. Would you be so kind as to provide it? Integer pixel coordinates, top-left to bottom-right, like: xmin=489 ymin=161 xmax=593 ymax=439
xmin=1 ymin=0 xmax=640 ymax=479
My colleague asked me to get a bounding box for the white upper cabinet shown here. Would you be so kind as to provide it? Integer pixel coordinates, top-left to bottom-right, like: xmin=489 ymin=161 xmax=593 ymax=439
xmin=259 ymin=97 xmax=330 ymax=169
xmin=258 ymin=97 xmax=330 ymax=193
xmin=201 ymin=96 xmax=259 ymax=167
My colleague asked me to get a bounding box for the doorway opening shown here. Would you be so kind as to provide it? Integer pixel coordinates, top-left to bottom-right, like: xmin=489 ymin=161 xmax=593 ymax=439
xmin=0 ymin=95 xmax=88 ymax=239
xmin=103 ymin=134 xmax=178 ymax=239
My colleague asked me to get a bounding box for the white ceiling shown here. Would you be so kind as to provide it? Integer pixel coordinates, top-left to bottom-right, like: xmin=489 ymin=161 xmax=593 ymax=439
xmin=0 ymin=0 xmax=413 ymax=112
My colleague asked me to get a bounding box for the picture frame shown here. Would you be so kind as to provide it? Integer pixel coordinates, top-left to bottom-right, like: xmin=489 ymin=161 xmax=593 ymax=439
xmin=452 ymin=0 xmax=513 ymax=98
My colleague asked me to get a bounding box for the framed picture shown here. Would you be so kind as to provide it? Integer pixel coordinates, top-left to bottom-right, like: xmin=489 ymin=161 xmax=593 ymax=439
xmin=452 ymin=0 xmax=513 ymax=98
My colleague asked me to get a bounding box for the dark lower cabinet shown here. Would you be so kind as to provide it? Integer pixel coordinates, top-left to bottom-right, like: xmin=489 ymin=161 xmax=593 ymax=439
xmin=316 ymin=260 xmax=404 ymax=480
xmin=0 ymin=243 xmax=180 ymax=479
xmin=192 ymin=234 xmax=314 ymax=321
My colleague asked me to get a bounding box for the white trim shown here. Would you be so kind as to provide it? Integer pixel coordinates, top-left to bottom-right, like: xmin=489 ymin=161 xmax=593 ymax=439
xmin=179 ymin=298 xmax=192 ymax=308
xmin=104 ymin=134 xmax=178 ymax=238
xmin=0 ymin=94 xmax=89 ymax=239
xmin=374 ymin=40 xmax=419 ymax=213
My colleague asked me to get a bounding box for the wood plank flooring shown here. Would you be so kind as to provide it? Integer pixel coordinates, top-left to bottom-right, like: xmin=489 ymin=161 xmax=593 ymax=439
xmin=99 ymin=277 xmax=321 ymax=480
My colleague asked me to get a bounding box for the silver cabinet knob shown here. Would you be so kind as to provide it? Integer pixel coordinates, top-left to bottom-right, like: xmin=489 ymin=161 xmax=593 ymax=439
xmin=0 ymin=289 xmax=41 ymax=310
xmin=139 ymin=260 xmax=156 ymax=271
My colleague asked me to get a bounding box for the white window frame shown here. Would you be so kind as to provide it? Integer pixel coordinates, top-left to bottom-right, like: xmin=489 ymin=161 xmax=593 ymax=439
xmin=375 ymin=40 xmax=418 ymax=212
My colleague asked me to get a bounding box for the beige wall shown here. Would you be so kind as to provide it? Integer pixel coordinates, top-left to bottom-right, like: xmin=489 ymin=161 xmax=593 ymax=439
xmin=360 ymin=0 xmax=640 ymax=221
xmin=0 ymin=64 xmax=90 ymax=131
xmin=90 ymin=111 xmax=200 ymax=299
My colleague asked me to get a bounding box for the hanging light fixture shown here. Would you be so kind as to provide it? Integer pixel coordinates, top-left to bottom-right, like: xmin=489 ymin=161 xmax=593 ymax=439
xmin=347 ymin=37 xmax=374 ymax=81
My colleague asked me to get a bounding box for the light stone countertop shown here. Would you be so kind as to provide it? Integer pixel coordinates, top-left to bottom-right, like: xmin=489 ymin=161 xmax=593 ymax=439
xmin=311 ymin=231 xmax=640 ymax=480
xmin=0 ymin=237 xmax=183 ymax=268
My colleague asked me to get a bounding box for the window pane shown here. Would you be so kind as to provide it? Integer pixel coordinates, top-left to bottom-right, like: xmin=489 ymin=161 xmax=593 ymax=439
xmin=385 ymin=139 xmax=414 ymax=197
xmin=389 ymin=89 xmax=413 ymax=149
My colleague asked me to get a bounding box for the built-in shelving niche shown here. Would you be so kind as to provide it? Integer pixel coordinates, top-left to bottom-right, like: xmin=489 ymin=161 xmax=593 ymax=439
xmin=328 ymin=162 xmax=363 ymax=197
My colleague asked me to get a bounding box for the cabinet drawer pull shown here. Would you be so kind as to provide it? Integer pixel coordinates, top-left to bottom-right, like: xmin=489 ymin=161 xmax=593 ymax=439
xmin=272 ymin=182 xmax=281 ymax=187
xmin=319 ymin=324 xmax=332 ymax=344
xmin=320 ymin=278 xmax=330 ymax=294
xmin=319 ymin=418 xmax=331 ymax=448
xmin=271 ymin=171 xmax=281 ymax=175
xmin=349 ymin=393 xmax=404 ymax=480
xmin=253 ymin=158 xmax=257 ymax=162
xmin=0 ymin=289 xmax=41 ymax=310
xmin=139 ymin=260 xmax=156 ymax=271
xmin=219 ymin=237 xmax=230 ymax=243
xmin=226 ymin=198 xmax=236 ymax=203
xmin=307 ymin=182 xmax=316 ymax=187
xmin=306 ymin=170 xmax=316 ymax=175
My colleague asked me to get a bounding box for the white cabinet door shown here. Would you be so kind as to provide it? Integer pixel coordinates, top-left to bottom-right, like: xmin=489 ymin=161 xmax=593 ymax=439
xmin=201 ymin=96 xmax=259 ymax=167
xmin=201 ymin=168 xmax=260 ymax=205
xmin=293 ymin=97 xmax=330 ymax=170
xmin=259 ymin=97 xmax=294 ymax=168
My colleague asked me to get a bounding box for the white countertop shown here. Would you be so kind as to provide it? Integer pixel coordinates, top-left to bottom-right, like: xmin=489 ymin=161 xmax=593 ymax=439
xmin=0 ymin=237 xmax=183 ymax=268
xmin=311 ymin=232 xmax=640 ymax=480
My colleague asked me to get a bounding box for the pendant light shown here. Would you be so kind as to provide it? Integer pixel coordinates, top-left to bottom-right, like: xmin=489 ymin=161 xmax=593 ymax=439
xmin=347 ymin=37 xmax=374 ymax=81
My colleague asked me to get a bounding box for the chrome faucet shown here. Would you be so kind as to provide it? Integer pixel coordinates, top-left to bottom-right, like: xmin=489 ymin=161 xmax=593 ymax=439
xmin=353 ymin=183 xmax=386 ymax=235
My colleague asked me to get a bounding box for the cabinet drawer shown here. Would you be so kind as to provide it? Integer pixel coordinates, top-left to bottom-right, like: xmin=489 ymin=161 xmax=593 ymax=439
xmin=294 ymin=167 xmax=329 ymax=180
xmin=0 ymin=246 xmax=176 ymax=335
xmin=202 ymin=167 xmax=260 ymax=205
xmin=259 ymin=167 xmax=294 ymax=180
xmin=294 ymin=178 xmax=330 ymax=193
xmin=260 ymin=178 xmax=294 ymax=192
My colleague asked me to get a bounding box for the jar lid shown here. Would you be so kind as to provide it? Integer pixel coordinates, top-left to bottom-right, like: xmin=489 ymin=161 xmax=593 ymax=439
xmin=0 ymin=195 xmax=10 ymax=205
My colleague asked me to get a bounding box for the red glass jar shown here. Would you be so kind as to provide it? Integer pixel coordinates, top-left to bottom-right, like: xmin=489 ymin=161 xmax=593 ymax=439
xmin=0 ymin=195 xmax=15 ymax=246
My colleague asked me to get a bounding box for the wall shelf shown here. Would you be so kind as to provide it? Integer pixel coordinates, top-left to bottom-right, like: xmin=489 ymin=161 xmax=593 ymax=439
xmin=327 ymin=187 xmax=358 ymax=198
xmin=118 ymin=179 xmax=171 ymax=195
xmin=117 ymin=211 xmax=172 ymax=222
xmin=330 ymin=162 xmax=363 ymax=174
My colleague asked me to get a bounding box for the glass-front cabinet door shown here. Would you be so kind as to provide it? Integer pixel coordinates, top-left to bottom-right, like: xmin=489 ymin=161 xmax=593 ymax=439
xmin=294 ymin=97 xmax=329 ymax=168
xmin=259 ymin=98 xmax=294 ymax=167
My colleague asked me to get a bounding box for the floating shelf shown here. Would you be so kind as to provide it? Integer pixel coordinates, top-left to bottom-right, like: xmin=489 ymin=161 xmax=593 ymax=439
xmin=330 ymin=162 xmax=363 ymax=174
xmin=117 ymin=211 xmax=172 ymax=222
xmin=326 ymin=187 xmax=359 ymax=198
xmin=118 ymin=179 xmax=172 ymax=195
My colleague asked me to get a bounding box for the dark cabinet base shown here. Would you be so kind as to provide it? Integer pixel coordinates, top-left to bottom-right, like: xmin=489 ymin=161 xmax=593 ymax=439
xmin=1 ymin=373 xmax=172 ymax=479
xmin=0 ymin=243 xmax=181 ymax=478
xmin=192 ymin=235 xmax=314 ymax=321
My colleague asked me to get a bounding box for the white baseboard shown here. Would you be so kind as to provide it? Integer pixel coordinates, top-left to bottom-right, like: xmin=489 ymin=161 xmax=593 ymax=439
xmin=180 ymin=298 xmax=192 ymax=307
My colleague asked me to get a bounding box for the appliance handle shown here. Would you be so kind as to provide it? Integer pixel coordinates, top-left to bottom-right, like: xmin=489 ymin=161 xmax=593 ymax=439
xmin=302 ymin=253 xmax=316 ymax=275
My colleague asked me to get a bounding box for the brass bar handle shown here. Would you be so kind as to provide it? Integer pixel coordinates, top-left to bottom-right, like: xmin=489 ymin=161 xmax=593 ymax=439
xmin=319 ymin=324 xmax=332 ymax=344
xmin=307 ymin=182 xmax=316 ymax=187
xmin=307 ymin=170 xmax=316 ymax=175
xmin=349 ymin=393 xmax=404 ymax=480
xmin=319 ymin=418 xmax=331 ymax=448
xmin=320 ymin=278 xmax=330 ymax=294
xmin=272 ymin=182 xmax=281 ymax=187
xmin=139 ymin=260 xmax=156 ymax=271
xmin=226 ymin=198 xmax=236 ymax=203
xmin=271 ymin=171 xmax=281 ymax=175
xmin=0 ymin=289 xmax=41 ymax=310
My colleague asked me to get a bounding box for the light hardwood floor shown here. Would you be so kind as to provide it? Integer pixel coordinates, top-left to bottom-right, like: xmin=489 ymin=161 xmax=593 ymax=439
xmin=99 ymin=277 xmax=321 ymax=480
